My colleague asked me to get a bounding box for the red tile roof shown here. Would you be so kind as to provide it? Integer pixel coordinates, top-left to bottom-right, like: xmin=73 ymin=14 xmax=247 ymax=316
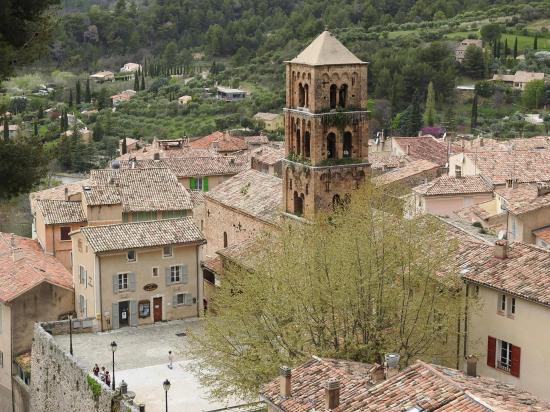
xmin=392 ymin=136 xmax=454 ymax=166
xmin=495 ymin=184 xmax=550 ymax=215
xmin=413 ymin=175 xmax=493 ymax=196
xmin=372 ymin=159 xmax=439 ymax=186
xmin=533 ymin=225 xmax=550 ymax=243
xmin=189 ymin=131 xmax=248 ymax=152
xmin=0 ymin=233 xmax=73 ymax=303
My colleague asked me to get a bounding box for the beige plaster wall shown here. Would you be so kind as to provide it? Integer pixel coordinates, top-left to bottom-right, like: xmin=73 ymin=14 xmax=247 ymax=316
xmin=419 ymin=193 xmax=493 ymax=216
xmin=0 ymin=302 xmax=12 ymax=411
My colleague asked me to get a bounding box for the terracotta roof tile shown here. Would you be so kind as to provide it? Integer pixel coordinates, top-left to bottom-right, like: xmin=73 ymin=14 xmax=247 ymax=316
xmin=30 ymin=179 xmax=90 ymax=214
xmin=495 ymin=184 xmax=550 ymax=215
xmin=189 ymin=131 xmax=248 ymax=152
xmin=79 ymin=217 xmax=204 ymax=253
xmin=87 ymin=168 xmax=193 ymax=212
xmin=251 ymin=146 xmax=285 ymax=166
xmin=533 ymin=225 xmax=550 ymax=243
xmin=372 ymin=159 xmax=439 ymax=185
xmin=413 ymin=176 xmax=493 ymax=196
xmin=201 ymin=256 xmax=222 ymax=275
xmin=35 ymin=200 xmax=87 ymax=224
xmin=206 ymin=170 xmax=282 ymax=224
xmin=0 ymin=233 xmax=73 ymax=302
xmin=392 ymin=136 xmax=454 ymax=166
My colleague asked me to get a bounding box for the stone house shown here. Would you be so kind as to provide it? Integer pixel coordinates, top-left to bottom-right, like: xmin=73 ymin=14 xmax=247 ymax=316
xmin=89 ymin=71 xmax=114 ymax=82
xmin=120 ymin=62 xmax=141 ymax=72
xmin=372 ymin=159 xmax=440 ymax=189
xmin=253 ymin=112 xmax=283 ymax=131
xmin=216 ymin=86 xmax=246 ymax=101
xmin=412 ymin=175 xmax=493 ymax=216
xmin=491 ymin=71 xmax=545 ymax=90
xmin=533 ymin=225 xmax=550 ymax=249
xmin=189 ymin=131 xmax=248 ymax=154
xmin=391 ymin=136 xmax=455 ymax=167
xmin=455 ymin=39 xmax=483 ymax=63
xmin=178 ymin=95 xmax=192 ymax=105
xmin=461 ymin=238 xmax=550 ymax=402
xmin=110 ymin=89 xmax=136 ymax=106
xmin=250 ymin=145 xmax=285 ymax=176
xmin=202 ymin=169 xmax=282 ymax=257
xmin=0 ymin=233 xmax=74 ymax=412
xmin=70 ymin=218 xmax=205 ymax=331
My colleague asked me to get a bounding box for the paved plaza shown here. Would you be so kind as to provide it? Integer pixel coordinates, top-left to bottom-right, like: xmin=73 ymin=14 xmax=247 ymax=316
xmin=54 ymin=319 xmax=246 ymax=411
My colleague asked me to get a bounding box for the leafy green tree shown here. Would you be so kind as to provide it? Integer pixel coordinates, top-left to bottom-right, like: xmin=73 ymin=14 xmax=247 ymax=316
xmin=76 ymin=80 xmax=81 ymax=105
xmin=471 ymin=93 xmax=478 ymax=131
xmin=463 ymin=45 xmax=484 ymax=78
xmin=187 ymin=182 xmax=469 ymax=400
xmin=231 ymin=47 xmax=251 ymax=66
xmin=163 ymin=41 xmax=178 ymax=66
xmin=93 ymin=120 xmax=104 ymax=141
xmin=523 ymin=79 xmax=545 ymax=109
xmin=85 ymin=79 xmax=91 ymax=103
xmin=205 ymin=24 xmax=224 ymax=56
xmin=423 ymin=81 xmax=436 ymax=126
xmin=475 ymin=81 xmax=495 ymax=98
xmin=375 ymin=68 xmax=392 ymax=99
xmin=480 ymin=23 xmax=503 ymax=45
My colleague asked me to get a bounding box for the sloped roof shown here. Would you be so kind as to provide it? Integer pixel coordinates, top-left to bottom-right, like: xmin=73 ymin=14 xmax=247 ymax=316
xmin=79 ymin=218 xmax=204 ymax=253
xmin=0 ymin=233 xmax=73 ymax=303
xmin=205 ymin=170 xmax=282 ymax=224
xmin=189 ymin=131 xmax=248 ymax=152
xmin=30 ymin=179 xmax=90 ymax=215
xmin=289 ymin=31 xmax=364 ymax=66
xmin=533 ymin=225 xmax=550 ymax=243
xmin=413 ymin=175 xmax=493 ymax=196
xmin=392 ymin=136 xmax=455 ymax=166
xmin=87 ymin=168 xmax=193 ymax=212
xmin=35 ymin=200 xmax=87 ymax=225
xmin=261 ymin=358 xmax=550 ymax=411
xmin=495 ymin=184 xmax=550 ymax=215
xmin=251 ymin=146 xmax=285 ymax=166
xmin=372 ymin=159 xmax=439 ymax=186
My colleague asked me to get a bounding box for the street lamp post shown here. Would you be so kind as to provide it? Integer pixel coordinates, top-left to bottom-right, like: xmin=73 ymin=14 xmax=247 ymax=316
xmin=110 ymin=341 xmax=117 ymax=390
xmin=163 ymin=379 xmax=171 ymax=412
xmin=69 ymin=316 xmax=73 ymax=356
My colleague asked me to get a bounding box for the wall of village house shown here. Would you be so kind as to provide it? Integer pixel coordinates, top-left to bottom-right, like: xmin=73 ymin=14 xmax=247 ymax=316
xmin=86 ymin=204 xmax=123 ymax=225
xmin=203 ymin=198 xmax=274 ymax=257
xmin=35 ymin=211 xmax=51 ymax=253
xmin=509 ymin=209 xmax=550 ymax=245
xmin=418 ymin=193 xmax=493 ymax=216
xmin=448 ymin=153 xmax=478 ymax=178
xmin=467 ymin=284 xmax=550 ymax=401
xmin=0 ymin=303 xmax=12 ymax=412
xmin=30 ymin=323 xmax=117 ymax=412
xmin=72 ymin=231 xmax=99 ymax=320
xmin=11 ymin=283 xmax=74 ymax=356
xmin=98 ymin=244 xmax=201 ymax=330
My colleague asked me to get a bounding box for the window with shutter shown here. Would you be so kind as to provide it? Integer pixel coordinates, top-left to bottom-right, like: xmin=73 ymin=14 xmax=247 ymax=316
xmin=112 ymin=275 xmax=119 ymax=294
xmin=203 ymin=176 xmax=209 ymax=192
xmin=510 ymin=345 xmax=521 ymax=377
xmin=487 ymin=336 xmax=496 ymax=368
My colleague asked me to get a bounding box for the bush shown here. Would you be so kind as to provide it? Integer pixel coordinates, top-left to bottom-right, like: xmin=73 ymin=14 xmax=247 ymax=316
xmin=475 ymin=81 xmax=496 ymax=98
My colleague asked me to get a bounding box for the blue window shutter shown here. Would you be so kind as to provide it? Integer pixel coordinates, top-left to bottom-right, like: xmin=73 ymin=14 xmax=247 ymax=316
xmin=180 ymin=265 xmax=187 ymax=284
xmin=112 ymin=303 xmax=119 ymax=329
xmin=112 ymin=275 xmax=118 ymax=294
xmin=128 ymin=273 xmax=136 ymax=291
xmin=165 ymin=267 xmax=171 ymax=286
xmin=129 ymin=301 xmax=138 ymax=326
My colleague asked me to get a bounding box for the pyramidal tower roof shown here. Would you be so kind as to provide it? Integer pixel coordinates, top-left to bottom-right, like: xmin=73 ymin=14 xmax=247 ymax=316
xmin=289 ymin=31 xmax=364 ymax=66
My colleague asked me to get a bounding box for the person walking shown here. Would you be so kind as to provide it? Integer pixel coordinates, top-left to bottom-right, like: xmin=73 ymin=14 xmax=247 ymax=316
xmin=100 ymin=366 xmax=106 ymax=382
xmin=105 ymin=371 xmax=111 ymax=387
xmin=168 ymin=350 xmax=174 ymax=369
xmin=93 ymin=364 xmax=100 ymax=377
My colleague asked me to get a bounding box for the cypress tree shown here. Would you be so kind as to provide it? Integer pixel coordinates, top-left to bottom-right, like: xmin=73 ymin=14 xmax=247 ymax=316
xmin=134 ymin=72 xmax=140 ymax=91
xmin=534 ymin=34 xmax=538 ymax=50
xmin=60 ymin=109 xmax=64 ymax=132
xmin=513 ymin=36 xmax=518 ymax=59
xmin=69 ymin=89 xmax=73 ymax=107
xmin=141 ymin=71 xmax=145 ymax=90
xmin=34 ymin=121 xmax=38 ymax=136
xmin=121 ymin=137 xmax=127 ymax=154
xmin=504 ymin=38 xmax=508 ymax=58
xmin=144 ymin=57 xmax=147 ymax=76
xmin=496 ymin=41 xmax=501 ymax=58
xmin=407 ymin=91 xmax=423 ymax=136
xmin=38 ymin=105 xmax=44 ymax=119
xmin=471 ymin=93 xmax=478 ymax=132
xmin=424 ymin=81 xmax=436 ymax=126
xmin=85 ymin=79 xmax=91 ymax=103
xmin=76 ymin=80 xmax=81 ymax=105
xmin=3 ymin=117 xmax=9 ymax=141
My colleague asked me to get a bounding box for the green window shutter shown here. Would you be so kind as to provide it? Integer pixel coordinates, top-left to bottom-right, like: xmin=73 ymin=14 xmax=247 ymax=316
xmin=203 ymin=176 xmax=209 ymax=192
xmin=112 ymin=303 xmax=119 ymax=329
xmin=189 ymin=177 xmax=196 ymax=190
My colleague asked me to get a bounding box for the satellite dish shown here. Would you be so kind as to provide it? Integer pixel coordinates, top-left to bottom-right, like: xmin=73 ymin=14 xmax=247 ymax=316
xmin=497 ymin=230 xmax=507 ymax=240
xmin=111 ymin=159 xmax=121 ymax=169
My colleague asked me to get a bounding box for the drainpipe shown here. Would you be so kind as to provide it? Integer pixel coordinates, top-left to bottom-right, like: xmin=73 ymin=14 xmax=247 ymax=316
xmin=98 ymin=255 xmax=104 ymax=332
xmin=10 ymin=303 xmax=14 ymax=412
xmin=196 ymin=245 xmax=201 ymax=317
xmin=463 ymin=283 xmax=470 ymax=363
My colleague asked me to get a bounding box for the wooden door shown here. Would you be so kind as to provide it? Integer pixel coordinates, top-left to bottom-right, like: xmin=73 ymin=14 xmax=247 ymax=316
xmin=153 ymin=297 xmax=162 ymax=322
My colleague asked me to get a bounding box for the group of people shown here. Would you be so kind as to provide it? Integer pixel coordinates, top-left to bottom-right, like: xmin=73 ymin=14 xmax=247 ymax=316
xmin=93 ymin=364 xmax=111 ymax=386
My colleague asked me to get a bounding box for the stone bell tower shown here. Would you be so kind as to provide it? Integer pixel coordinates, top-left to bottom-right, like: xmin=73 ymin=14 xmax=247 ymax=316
xmin=282 ymin=31 xmax=370 ymax=220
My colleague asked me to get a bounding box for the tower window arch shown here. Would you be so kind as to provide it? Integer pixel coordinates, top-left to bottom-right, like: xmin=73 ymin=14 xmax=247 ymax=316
xmin=327 ymin=133 xmax=336 ymax=159
xmin=304 ymin=84 xmax=309 ymax=107
xmin=293 ymin=191 xmax=304 ymax=216
xmin=343 ymin=131 xmax=352 ymax=158
xmin=298 ymin=83 xmax=305 ymax=107
xmin=339 ymin=84 xmax=348 ymax=108
xmin=304 ymin=131 xmax=311 ymax=158
xmin=332 ymin=194 xmax=341 ymax=210
xmin=296 ymin=129 xmax=301 ymax=156
xmin=223 ymin=232 xmax=228 ymax=248
xmin=329 ymin=85 xmax=337 ymax=109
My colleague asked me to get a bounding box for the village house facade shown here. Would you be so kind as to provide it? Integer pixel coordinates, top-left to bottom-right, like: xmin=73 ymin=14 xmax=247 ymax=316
xmin=253 ymin=112 xmax=283 ymax=131
xmin=0 ymin=233 xmax=73 ymax=412
xmin=455 ymin=39 xmax=483 ymax=63
xmin=250 ymin=145 xmax=285 ymax=176
xmin=491 ymin=71 xmax=546 ymax=90
xmin=71 ymin=218 xmax=205 ymax=330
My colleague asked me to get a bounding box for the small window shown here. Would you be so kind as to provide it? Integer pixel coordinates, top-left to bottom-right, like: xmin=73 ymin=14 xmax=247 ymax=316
xmin=79 ymin=266 xmax=86 ymax=285
xmin=139 ymin=300 xmax=150 ymax=318
xmin=499 ymin=294 xmax=506 ymax=312
xmin=497 ymin=340 xmax=512 ymax=372
xmin=163 ymin=245 xmax=172 ymax=257
xmin=508 ymin=297 xmax=516 ymax=316
xmin=60 ymin=226 xmax=71 ymax=241
xmin=78 ymin=239 xmax=83 ymax=252
xmin=176 ymin=293 xmax=185 ymax=305
xmin=127 ymin=250 xmax=136 ymax=262
xmin=223 ymin=232 xmax=228 ymax=248
xmin=455 ymin=165 xmax=462 ymax=178
xmin=170 ymin=266 xmax=181 ymax=283
xmin=118 ymin=273 xmax=129 ymax=290
xmin=152 ymin=267 xmax=159 ymax=277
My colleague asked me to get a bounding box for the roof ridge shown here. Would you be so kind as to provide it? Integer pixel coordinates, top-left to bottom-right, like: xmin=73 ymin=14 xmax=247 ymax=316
xmin=82 ymin=216 xmax=192 ymax=231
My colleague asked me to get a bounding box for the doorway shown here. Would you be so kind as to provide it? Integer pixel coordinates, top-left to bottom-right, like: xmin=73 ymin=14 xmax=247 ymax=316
xmin=119 ymin=301 xmax=129 ymax=327
xmin=153 ymin=297 xmax=163 ymax=322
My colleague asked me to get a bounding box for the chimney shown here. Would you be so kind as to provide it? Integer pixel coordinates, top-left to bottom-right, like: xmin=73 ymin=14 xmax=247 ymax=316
xmin=279 ymin=366 xmax=291 ymax=398
xmin=505 ymin=178 xmax=518 ymax=189
xmin=494 ymin=240 xmax=508 ymax=259
xmin=64 ymin=187 xmax=69 ymax=201
xmin=406 ymin=144 xmax=411 ymax=155
xmin=384 ymin=353 xmax=400 ymax=379
xmin=153 ymin=152 xmax=160 ymax=161
xmin=537 ymin=182 xmax=550 ymax=197
xmin=466 ymin=355 xmax=478 ymax=377
xmin=324 ymin=379 xmax=340 ymax=410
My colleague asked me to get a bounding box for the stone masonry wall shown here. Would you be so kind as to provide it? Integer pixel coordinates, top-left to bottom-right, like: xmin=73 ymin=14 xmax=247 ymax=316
xmin=30 ymin=322 xmax=138 ymax=412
